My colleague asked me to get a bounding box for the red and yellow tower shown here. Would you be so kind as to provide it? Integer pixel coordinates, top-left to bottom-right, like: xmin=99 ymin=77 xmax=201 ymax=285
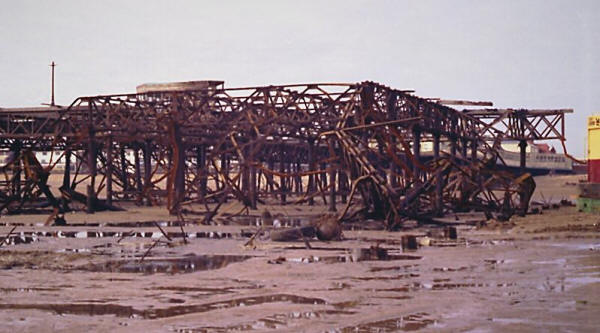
xmin=588 ymin=115 xmax=600 ymax=183
xmin=578 ymin=115 xmax=600 ymax=213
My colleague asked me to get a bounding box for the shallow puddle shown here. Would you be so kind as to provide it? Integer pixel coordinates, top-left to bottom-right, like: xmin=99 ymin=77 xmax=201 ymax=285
xmin=3 ymin=230 xmax=234 ymax=241
xmin=0 ymin=294 xmax=328 ymax=319
xmin=548 ymin=242 xmax=600 ymax=251
xmin=351 ymin=273 xmax=420 ymax=281
xmin=180 ymin=309 xmax=356 ymax=331
xmin=339 ymin=312 xmax=436 ymax=332
xmin=282 ymin=247 xmax=421 ymax=264
xmin=150 ymin=286 xmax=235 ymax=294
xmin=370 ymin=264 xmax=418 ymax=272
xmin=81 ymin=254 xmax=253 ymax=274
xmin=286 ymin=253 xmax=421 ymax=264
xmin=1 ymin=221 xmax=192 ymax=228
xmin=0 ymin=287 xmax=63 ymax=293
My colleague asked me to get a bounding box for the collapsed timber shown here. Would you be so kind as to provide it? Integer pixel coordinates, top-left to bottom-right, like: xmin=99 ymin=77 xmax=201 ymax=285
xmin=0 ymin=81 xmax=571 ymax=229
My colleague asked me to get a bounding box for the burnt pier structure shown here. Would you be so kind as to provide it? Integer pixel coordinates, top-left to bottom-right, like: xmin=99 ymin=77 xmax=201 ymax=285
xmin=0 ymin=81 xmax=571 ymax=228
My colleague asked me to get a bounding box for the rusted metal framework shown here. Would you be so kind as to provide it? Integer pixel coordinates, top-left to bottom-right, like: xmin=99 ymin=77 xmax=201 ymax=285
xmin=0 ymin=81 xmax=571 ymax=228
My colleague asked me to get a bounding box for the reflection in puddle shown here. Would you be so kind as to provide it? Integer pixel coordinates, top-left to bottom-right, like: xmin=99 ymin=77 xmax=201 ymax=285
xmin=1 ymin=221 xmax=192 ymax=228
xmin=339 ymin=312 xmax=436 ymax=332
xmin=286 ymin=255 xmax=421 ymax=264
xmin=565 ymin=276 xmax=600 ymax=286
xmin=376 ymin=281 xmax=517 ymax=292
xmin=80 ymin=255 xmax=253 ymax=274
xmin=425 ymin=282 xmax=516 ymax=290
xmin=328 ymin=282 xmax=353 ymax=290
xmin=285 ymin=248 xmax=421 ymax=264
xmin=150 ymin=286 xmax=235 ymax=294
xmin=0 ymin=294 xmax=327 ymax=319
xmin=154 ymin=285 xmax=265 ymax=299
xmin=0 ymin=287 xmax=63 ymax=293
xmin=351 ymin=274 xmax=420 ymax=281
xmin=484 ymin=259 xmax=517 ymax=265
xmin=56 ymin=248 xmax=92 ymax=254
xmin=180 ymin=309 xmax=355 ymax=332
xmin=433 ymin=266 xmax=469 ymax=272
xmin=549 ymin=242 xmax=600 ymax=251
xmin=488 ymin=316 xmax=592 ymax=329
xmin=531 ymin=258 xmax=566 ymax=265
xmin=2 ymin=230 xmax=234 ymax=241
xmin=370 ymin=264 xmax=418 ymax=273
xmin=374 ymin=295 xmax=412 ymax=300
xmin=376 ymin=287 xmax=410 ymax=292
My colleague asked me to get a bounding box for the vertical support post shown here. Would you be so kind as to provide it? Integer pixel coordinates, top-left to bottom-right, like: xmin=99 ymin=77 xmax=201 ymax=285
xmin=249 ymin=150 xmax=257 ymax=210
xmin=286 ymin=162 xmax=292 ymax=198
xmin=15 ymin=159 xmax=21 ymax=195
xmin=86 ymin=130 xmax=96 ymax=214
xmin=172 ymin=124 xmax=186 ymax=214
xmin=218 ymin=153 xmax=225 ymax=192
xmin=433 ymin=134 xmax=442 ymax=216
xmin=143 ymin=141 xmax=152 ymax=188
xmin=412 ymin=127 xmax=421 ymax=180
xmin=196 ymin=145 xmax=207 ymax=201
xmin=258 ymin=167 xmax=263 ymax=192
xmin=221 ymin=154 xmax=229 ymax=203
xmin=134 ymin=146 xmax=142 ymax=193
xmin=61 ymin=148 xmax=71 ymax=212
xmin=518 ymin=139 xmax=528 ymax=216
xmin=241 ymin=145 xmax=250 ymax=207
xmin=411 ymin=126 xmax=422 ymax=215
xmin=308 ymin=139 xmax=315 ymax=206
xmin=290 ymin=160 xmax=296 ymax=194
xmin=267 ymin=154 xmax=275 ymax=193
xmin=143 ymin=141 xmax=152 ymax=206
xmin=450 ymin=138 xmax=457 ymax=160
xmin=120 ymin=146 xmax=128 ymax=194
xmin=106 ymin=139 xmax=113 ymax=206
xmin=461 ymin=139 xmax=468 ymax=162
xmin=11 ymin=142 xmax=22 ymax=195
xmin=387 ymin=92 xmax=398 ymax=188
xmin=295 ymin=160 xmax=302 ymax=194
xmin=166 ymin=149 xmax=172 ymax=201
xmin=339 ymin=171 xmax=347 ymax=204
xmin=320 ymin=159 xmax=328 ymax=205
xmin=321 ymin=162 xmax=328 ymax=189
xmin=279 ymin=143 xmax=286 ymax=204
xmin=166 ymin=95 xmax=186 ymax=215
xmin=328 ymin=160 xmax=337 ymax=212
xmin=519 ymin=140 xmax=527 ymax=174
xmin=62 ymin=149 xmax=71 ymax=190
xmin=450 ymin=117 xmax=458 ymax=163
xmin=471 ymin=139 xmax=478 ymax=162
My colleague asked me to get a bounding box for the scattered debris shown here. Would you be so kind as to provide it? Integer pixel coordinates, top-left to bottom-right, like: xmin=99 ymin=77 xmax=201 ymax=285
xmin=0 ymin=226 xmax=17 ymax=248
xmin=313 ymin=214 xmax=343 ymax=241
xmin=401 ymin=235 xmax=419 ymax=251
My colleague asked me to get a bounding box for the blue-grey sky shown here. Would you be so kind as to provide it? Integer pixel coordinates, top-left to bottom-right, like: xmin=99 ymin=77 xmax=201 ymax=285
xmin=1 ymin=0 xmax=598 ymax=158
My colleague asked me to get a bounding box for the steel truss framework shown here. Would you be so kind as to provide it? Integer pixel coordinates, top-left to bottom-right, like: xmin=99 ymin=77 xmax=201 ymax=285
xmin=0 ymin=81 xmax=571 ymax=228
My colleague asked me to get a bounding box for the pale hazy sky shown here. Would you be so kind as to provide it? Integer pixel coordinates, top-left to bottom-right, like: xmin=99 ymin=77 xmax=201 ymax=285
xmin=1 ymin=0 xmax=598 ymax=157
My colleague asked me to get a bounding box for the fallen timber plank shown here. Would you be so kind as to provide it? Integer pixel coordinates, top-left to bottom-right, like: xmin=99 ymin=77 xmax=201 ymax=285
xmin=429 ymin=212 xmax=489 ymax=226
xmin=270 ymin=226 xmax=316 ymax=242
xmin=59 ymin=186 xmax=124 ymax=212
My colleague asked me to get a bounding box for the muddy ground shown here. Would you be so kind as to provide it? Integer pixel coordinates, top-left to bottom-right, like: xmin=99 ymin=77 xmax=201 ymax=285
xmin=0 ymin=175 xmax=598 ymax=332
